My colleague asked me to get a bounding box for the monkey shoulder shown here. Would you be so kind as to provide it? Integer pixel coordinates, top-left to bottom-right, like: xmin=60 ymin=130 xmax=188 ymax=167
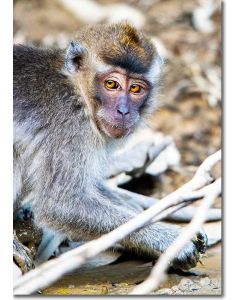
xmin=13 ymin=45 xmax=69 ymax=98
xmin=13 ymin=45 xmax=83 ymax=124
xmin=13 ymin=45 xmax=65 ymax=75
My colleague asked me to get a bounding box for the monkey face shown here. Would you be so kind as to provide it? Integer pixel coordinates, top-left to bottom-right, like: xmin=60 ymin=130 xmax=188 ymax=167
xmin=95 ymin=68 xmax=151 ymax=138
xmin=64 ymin=23 xmax=163 ymax=139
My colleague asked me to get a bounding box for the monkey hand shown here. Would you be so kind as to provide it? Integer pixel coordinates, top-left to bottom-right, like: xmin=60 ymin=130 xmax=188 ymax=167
xmin=131 ymin=222 xmax=207 ymax=271
xmin=169 ymin=229 xmax=208 ymax=271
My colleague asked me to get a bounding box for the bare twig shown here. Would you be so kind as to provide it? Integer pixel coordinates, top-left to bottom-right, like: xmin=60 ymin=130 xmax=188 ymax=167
xmin=162 ymin=205 xmax=221 ymax=222
xmin=107 ymin=135 xmax=173 ymax=178
xmin=114 ymin=185 xmax=221 ymax=222
xmin=130 ymin=177 xmax=221 ymax=295
xmin=14 ymin=150 xmax=221 ymax=295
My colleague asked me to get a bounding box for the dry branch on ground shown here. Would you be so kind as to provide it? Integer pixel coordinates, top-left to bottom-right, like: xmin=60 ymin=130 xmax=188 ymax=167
xmin=14 ymin=150 xmax=221 ymax=295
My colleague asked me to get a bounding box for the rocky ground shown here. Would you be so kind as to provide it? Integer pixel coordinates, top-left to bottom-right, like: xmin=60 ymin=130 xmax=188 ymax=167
xmin=42 ymin=245 xmax=221 ymax=295
xmin=41 ymin=222 xmax=221 ymax=296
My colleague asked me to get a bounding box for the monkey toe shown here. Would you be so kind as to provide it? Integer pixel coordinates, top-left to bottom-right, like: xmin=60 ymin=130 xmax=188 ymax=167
xmin=13 ymin=235 xmax=34 ymax=274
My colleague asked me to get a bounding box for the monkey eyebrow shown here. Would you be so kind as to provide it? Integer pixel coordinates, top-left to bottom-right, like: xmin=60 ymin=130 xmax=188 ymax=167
xmin=128 ymin=74 xmax=152 ymax=87
xmin=96 ymin=67 xmax=137 ymax=78
xmin=122 ymin=70 xmax=151 ymax=84
xmin=129 ymin=73 xmax=148 ymax=80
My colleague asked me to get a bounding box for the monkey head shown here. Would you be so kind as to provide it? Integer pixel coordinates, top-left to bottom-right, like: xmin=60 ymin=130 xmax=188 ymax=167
xmin=65 ymin=23 xmax=164 ymax=139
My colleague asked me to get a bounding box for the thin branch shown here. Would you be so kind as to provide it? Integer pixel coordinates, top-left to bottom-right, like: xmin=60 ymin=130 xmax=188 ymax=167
xmin=14 ymin=150 xmax=221 ymax=295
xmin=175 ymin=149 xmax=221 ymax=193
xmin=115 ymin=185 xmax=221 ymax=222
xmin=130 ymin=178 xmax=221 ymax=295
xmin=161 ymin=205 xmax=221 ymax=222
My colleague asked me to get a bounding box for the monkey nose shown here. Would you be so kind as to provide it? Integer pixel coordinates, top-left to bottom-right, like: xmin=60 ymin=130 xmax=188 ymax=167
xmin=117 ymin=107 xmax=129 ymax=116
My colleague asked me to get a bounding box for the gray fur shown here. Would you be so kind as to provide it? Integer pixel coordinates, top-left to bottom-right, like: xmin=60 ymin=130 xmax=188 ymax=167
xmin=13 ymin=25 xmax=207 ymax=270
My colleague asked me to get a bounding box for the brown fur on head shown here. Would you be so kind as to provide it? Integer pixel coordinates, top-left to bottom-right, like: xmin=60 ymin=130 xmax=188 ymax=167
xmin=65 ymin=22 xmax=164 ymax=139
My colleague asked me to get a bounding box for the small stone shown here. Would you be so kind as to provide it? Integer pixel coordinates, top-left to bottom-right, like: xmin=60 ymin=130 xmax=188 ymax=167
xmin=171 ymin=285 xmax=179 ymax=292
xmin=210 ymin=279 xmax=220 ymax=288
xmin=158 ymin=288 xmax=173 ymax=295
xmin=180 ymin=278 xmax=194 ymax=285
xmin=200 ymin=277 xmax=211 ymax=286
xmin=178 ymin=278 xmax=193 ymax=291
xmin=190 ymin=283 xmax=201 ymax=291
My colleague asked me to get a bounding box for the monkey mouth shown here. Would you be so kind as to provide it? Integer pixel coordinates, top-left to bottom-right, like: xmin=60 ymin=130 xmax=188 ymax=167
xmin=100 ymin=119 xmax=132 ymax=138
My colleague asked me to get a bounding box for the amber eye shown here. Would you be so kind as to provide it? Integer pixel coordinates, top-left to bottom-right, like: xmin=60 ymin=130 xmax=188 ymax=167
xmin=105 ymin=80 xmax=119 ymax=90
xmin=130 ymin=84 xmax=142 ymax=94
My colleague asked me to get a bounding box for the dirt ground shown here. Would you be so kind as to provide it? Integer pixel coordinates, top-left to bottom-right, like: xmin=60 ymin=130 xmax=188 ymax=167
xmin=42 ymin=246 xmax=221 ymax=295
xmin=13 ymin=0 xmax=222 ymax=296
xmin=42 ymin=226 xmax=221 ymax=296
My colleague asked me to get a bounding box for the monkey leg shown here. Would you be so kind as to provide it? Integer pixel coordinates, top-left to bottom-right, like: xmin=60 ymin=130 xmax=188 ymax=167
xmin=14 ymin=202 xmax=33 ymax=221
xmin=33 ymin=195 xmax=207 ymax=271
xmin=35 ymin=229 xmax=67 ymax=265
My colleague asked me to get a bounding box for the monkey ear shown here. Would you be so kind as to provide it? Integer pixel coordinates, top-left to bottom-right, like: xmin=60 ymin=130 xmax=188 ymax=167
xmin=65 ymin=41 xmax=86 ymax=74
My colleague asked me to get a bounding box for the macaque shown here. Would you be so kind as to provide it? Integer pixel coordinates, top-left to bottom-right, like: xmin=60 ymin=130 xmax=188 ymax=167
xmin=14 ymin=23 xmax=207 ymax=270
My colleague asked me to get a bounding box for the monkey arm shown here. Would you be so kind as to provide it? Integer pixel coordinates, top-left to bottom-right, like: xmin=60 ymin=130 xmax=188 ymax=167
xmin=96 ymin=183 xmax=144 ymax=213
xmin=32 ymin=189 xmax=206 ymax=268
xmin=33 ymin=193 xmax=136 ymax=240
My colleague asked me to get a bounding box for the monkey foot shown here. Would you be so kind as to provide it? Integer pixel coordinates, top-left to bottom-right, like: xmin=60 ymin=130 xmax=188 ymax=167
xmin=13 ymin=233 xmax=34 ymax=275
